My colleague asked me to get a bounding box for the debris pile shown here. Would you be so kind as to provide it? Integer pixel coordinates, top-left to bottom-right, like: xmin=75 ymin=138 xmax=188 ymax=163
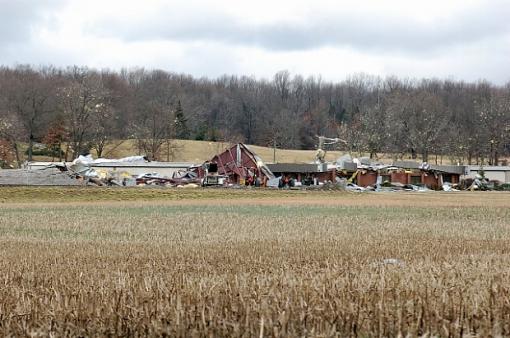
xmin=2 ymin=142 xmax=508 ymax=191
xmin=69 ymin=155 xmax=202 ymax=187
xmin=201 ymin=143 xmax=274 ymax=186
xmin=332 ymin=157 xmax=468 ymax=191
xmin=135 ymin=171 xmax=201 ymax=187
xmin=0 ymin=167 xmax=84 ymax=186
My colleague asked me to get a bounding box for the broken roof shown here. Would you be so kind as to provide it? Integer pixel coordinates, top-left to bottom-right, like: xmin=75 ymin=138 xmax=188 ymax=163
xmin=211 ymin=143 xmax=275 ymax=179
xmin=267 ymin=163 xmax=327 ymax=173
xmin=392 ymin=161 xmax=468 ymax=175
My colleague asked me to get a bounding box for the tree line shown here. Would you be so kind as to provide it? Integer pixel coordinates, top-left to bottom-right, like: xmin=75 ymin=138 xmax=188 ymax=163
xmin=0 ymin=65 xmax=509 ymax=167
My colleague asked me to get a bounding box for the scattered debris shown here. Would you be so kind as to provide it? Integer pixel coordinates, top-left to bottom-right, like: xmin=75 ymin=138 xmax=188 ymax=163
xmin=370 ymin=258 xmax=406 ymax=268
xmin=381 ymin=258 xmax=406 ymax=267
xmin=346 ymin=183 xmax=366 ymax=191
xmin=4 ymin=143 xmax=508 ymax=191
xmin=467 ymin=174 xmax=490 ymax=191
xmin=442 ymin=182 xmax=460 ymax=192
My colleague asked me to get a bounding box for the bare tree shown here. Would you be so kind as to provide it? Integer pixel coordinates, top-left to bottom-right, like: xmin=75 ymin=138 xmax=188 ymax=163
xmin=385 ymin=88 xmax=450 ymax=162
xmin=0 ymin=114 xmax=25 ymax=167
xmin=474 ymin=89 xmax=510 ymax=165
xmin=359 ymin=104 xmax=388 ymax=159
xmin=273 ymin=70 xmax=291 ymax=103
xmin=59 ymin=68 xmax=110 ymax=159
xmin=0 ymin=65 xmax=509 ymax=165
xmin=131 ymin=70 xmax=177 ymax=160
xmin=1 ymin=65 xmax=55 ymax=161
xmin=88 ymin=100 xmax=117 ymax=158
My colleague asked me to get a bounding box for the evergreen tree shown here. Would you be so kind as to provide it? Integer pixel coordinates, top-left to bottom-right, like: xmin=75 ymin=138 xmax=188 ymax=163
xmin=174 ymin=100 xmax=189 ymax=139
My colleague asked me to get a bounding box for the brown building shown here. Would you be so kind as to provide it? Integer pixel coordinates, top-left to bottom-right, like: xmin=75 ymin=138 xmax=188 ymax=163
xmin=353 ymin=162 xmax=467 ymax=190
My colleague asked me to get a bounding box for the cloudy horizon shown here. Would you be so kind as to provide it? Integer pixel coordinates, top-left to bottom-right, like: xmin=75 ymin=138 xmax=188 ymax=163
xmin=1 ymin=0 xmax=509 ymax=84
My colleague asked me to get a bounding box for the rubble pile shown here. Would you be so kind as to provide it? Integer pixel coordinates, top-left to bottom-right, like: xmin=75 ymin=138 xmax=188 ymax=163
xmin=68 ymin=155 xmax=203 ymax=187
xmin=1 ymin=143 xmax=508 ymax=191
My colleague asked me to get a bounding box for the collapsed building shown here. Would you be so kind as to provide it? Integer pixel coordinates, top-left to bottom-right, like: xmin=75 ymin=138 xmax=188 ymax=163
xmin=1 ymin=142 xmax=502 ymax=190
xmin=1 ymin=155 xmax=201 ymax=187
xmin=338 ymin=160 xmax=467 ymax=190
xmin=1 ymin=144 xmax=275 ymax=187
xmin=196 ymin=143 xmax=275 ymax=185
xmin=263 ymin=156 xmax=468 ymax=190
xmin=27 ymin=158 xmax=194 ymax=178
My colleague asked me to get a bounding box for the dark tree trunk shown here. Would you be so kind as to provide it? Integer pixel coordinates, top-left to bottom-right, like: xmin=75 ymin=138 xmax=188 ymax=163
xmin=13 ymin=142 xmax=21 ymax=168
xmin=28 ymin=133 xmax=34 ymax=162
xmin=421 ymin=149 xmax=428 ymax=163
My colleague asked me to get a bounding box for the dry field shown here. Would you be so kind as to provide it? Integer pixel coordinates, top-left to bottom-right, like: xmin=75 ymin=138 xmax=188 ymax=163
xmin=1 ymin=188 xmax=510 ymax=337
xmin=26 ymin=138 xmax=509 ymax=165
xmin=95 ymin=139 xmax=501 ymax=165
xmin=31 ymin=139 xmax=348 ymax=164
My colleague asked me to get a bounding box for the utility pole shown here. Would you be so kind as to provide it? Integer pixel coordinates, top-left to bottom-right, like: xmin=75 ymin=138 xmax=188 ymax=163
xmin=273 ymin=138 xmax=276 ymax=163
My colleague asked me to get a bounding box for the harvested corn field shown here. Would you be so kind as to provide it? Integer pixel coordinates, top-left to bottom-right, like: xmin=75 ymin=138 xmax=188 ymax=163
xmin=1 ymin=189 xmax=510 ymax=336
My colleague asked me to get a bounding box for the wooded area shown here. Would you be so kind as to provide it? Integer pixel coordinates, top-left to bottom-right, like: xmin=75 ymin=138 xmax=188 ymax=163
xmin=0 ymin=65 xmax=509 ymax=167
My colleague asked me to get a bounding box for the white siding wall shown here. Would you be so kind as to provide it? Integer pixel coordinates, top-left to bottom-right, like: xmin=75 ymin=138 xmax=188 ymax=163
xmin=467 ymin=170 xmax=508 ymax=182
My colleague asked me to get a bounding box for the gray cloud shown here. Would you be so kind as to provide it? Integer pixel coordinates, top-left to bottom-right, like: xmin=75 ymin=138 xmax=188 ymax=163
xmin=88 ymin=1 xmax=510 ymax=55
xmin=0 ymin=0 xmax=63 ymax=45
xmin=0 ymin=0 xmax=509 ymax=84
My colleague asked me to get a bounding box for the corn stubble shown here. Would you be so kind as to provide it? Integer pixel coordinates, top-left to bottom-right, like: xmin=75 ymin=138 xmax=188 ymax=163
xmin=1 ymin=196 xmax=510 ymax=337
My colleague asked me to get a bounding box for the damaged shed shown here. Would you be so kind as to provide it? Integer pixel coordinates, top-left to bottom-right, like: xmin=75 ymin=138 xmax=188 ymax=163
xmin=203 ymin=143 xmax=274 ymax=185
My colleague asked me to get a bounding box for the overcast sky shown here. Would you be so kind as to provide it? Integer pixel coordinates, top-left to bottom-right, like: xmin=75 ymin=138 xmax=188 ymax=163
xmin=1 ymin=0 xmax=509 ymax=83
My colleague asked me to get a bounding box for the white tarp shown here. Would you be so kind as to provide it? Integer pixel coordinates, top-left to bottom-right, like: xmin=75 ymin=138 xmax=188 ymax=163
xmin=267 ymin=176 xmax=282 ymax=188
xmin=70 ymin=155 xmax=148 ymax=178
xmin=72 ymin=155 xmax=147 ymax=165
